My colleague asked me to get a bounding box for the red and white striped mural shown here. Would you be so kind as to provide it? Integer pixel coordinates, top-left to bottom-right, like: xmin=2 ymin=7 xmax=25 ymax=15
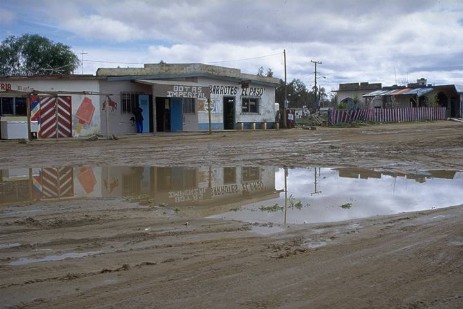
xmin=32 ymin=167 xmax=74 ymax=199
xmin=328 ymin=107 xmax=446 ymax=126
xmin=30 ymin=96 xmax=72 ymax=138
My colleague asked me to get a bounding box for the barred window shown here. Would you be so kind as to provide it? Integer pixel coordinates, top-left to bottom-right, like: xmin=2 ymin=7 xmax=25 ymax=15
xmin=182 ymin=98 xmax=195 ymax=114
xmin=241 ymin=97 xmax=259 ymax=113
xmin=120 ymin=92 xmax=141 ymax=114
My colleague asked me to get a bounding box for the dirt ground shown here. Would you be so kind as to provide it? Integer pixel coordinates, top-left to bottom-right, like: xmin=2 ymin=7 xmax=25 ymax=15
xmin=0 ymin=121 xmax=462 ymax=308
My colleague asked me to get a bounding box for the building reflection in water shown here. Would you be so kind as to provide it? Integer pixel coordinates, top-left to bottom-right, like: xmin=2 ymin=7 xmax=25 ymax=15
xmin=0 ymin=166 xmax=278 ymax=216
xmin=1 ymin=166 xmax=462 ymax=222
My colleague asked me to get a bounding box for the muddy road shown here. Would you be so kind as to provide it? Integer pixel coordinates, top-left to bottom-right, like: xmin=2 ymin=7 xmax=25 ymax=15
xmin=1 ymin=121 xmax=462 ymax=308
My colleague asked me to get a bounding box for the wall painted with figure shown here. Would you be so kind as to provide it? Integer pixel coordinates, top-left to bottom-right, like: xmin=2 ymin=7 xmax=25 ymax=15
xmin=99 ymin=80 xmax=152 ymax=135
xmin=0 ymin=78 xmax=101 ymax=138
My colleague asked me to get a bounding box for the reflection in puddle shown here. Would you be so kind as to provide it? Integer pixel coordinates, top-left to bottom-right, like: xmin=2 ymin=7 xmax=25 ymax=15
xmin=1 ymin=166 xmax=462 ymax=226
xmin=10 ymin=251 xmax=101 ymax=266
xmin=212 ymin=167 xmax=463 ymax=225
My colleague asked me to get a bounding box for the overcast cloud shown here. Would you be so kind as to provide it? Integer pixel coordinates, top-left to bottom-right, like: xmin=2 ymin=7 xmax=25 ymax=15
xmin=1 ymin=0 xmax=462 ymax=91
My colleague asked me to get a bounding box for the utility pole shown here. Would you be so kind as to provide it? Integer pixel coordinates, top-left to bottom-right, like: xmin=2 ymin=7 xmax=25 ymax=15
xmin=311 ymin=60 xmax=322 ymax=110
xmin=283 ymin=49 xmax=288 ymax=128
xmin=81 ymin=50 xmax=88 ymax=74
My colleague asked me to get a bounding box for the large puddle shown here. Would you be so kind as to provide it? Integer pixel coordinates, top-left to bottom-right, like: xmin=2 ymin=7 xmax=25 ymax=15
xmin=1 ymin=166 xmax=462 ymax=225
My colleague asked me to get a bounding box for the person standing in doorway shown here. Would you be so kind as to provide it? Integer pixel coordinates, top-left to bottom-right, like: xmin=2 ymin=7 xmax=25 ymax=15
xmin=133 ymin=105 xmax=144 ymax=133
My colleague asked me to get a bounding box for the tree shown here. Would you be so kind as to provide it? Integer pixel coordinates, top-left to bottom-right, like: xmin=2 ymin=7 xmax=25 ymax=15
xmin=275 ymin=78 xmax=320 ymax=111
xmin=266 ymin=68 xmax=274 ymax=77
xmin=257 ymin=66 xmax=274 ymax=77
xmin=0 ymin=34 xmax=79 ymax=76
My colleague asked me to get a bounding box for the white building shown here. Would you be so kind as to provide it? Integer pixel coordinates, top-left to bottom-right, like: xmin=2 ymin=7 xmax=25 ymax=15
xmin=0 ymin=63 xmax=280 ymax=139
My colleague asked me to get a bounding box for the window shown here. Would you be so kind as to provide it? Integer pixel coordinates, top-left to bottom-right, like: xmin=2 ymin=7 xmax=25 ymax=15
xmin=182 ymin=98 xmax=195 ymax=113
xmin=120 ymin=92 xmax=141 ymax=114
xmin=0 ymin=97 xmax=27 ymax=116
xmin=242 ymin=167 xmax=260 ymax=182
xmin=15 ymin=98 xmax=27 ymax=115
xmin=241 ymin=97 xmax=259 ymax=113
xmin=223 ymin=167 xmax=236 ymax=184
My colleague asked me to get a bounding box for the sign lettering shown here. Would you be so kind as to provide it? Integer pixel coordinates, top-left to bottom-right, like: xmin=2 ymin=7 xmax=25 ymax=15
xmin=0 ymin=83 xmax=12 ymax=91
xmin=241 ymin=87 xmax=264 ymax=97
xmin=210 ymin=85 xmax=238 ymax=96
xmin=152 ymin=83 xmax=210 ymax=99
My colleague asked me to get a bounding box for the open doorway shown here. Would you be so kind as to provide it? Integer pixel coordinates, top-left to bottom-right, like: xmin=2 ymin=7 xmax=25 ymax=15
xmin=156 ymin=97 xmax=170 ymax=132
xmin=155 ymin=97 xmax=183 ymax=132
xmin=223 ymin=96 xmax=235 ymax=130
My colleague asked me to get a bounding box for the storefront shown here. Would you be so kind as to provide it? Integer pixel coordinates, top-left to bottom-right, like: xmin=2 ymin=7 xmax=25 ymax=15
xmin=98 ymin=63 xmax=280 ymax=135
xmin=0 ymin=63 xmax=280 ymax=139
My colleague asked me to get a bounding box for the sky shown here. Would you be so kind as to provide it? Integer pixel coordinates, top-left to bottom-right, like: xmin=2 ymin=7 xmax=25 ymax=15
xmin=1 ymin=0 xmax=462 ymax=92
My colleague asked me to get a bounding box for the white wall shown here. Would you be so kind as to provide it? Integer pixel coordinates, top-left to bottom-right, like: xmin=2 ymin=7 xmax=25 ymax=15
xmin=199 ymin=78 xmax=276 ymax=128
xmin=0 ymin=79 xmax=101 ymax=137
xmin=99 ymin=80 xmax=151 ymax=135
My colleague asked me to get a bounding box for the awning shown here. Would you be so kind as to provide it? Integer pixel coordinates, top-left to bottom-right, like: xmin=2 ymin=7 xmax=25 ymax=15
xmin=135 ymin=80 xmax=210 ymax=99
xmin=362 ymin=90 xmax=390 ymax=97
xmin=363 ymin=89 xmax=398 ymax=97
xmin=399 ymin=88 xmax=433 ymax=96
xmin=363 ymin=87 xmax=433 ymax=97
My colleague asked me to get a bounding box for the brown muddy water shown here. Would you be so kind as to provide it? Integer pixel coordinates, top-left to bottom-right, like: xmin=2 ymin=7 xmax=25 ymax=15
xmin=1 ymin=166 xmax=462 ymax=228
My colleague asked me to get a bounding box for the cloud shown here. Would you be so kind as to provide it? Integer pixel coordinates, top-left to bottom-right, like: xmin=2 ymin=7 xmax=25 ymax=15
xmin=2 ymin=0 xmax=463 ymax=88
xmin=64 ymin=15 xmax=143 ymax=42
xmin=0 ymin=8 xmax=15 ymax=25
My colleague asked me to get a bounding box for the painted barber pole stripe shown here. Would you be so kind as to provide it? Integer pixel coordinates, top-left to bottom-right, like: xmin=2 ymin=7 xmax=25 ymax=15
xmin=37 ymin=96 xmax=72 ymax=138
xmin=40 ymin=167 xmax=74 ymax=199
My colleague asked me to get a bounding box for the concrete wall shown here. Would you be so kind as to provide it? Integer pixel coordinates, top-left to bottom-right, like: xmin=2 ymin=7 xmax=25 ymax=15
xmin=99 ymin=80 xmax=151 ymax=135
xmin=337 ymin=82 xmax=382 ymax=107
xmin=200 ymin=78 xmax=276 ymax=130
xmin=2 ymin=66 xmax=278 ymax=136
xmin=183 ymin=106 xmax=198 ymax=131
xmin=0 ymin=78 xmax=101 ymax=137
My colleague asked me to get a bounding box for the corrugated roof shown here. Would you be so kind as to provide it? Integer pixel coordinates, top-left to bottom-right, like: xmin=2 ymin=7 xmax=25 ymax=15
xmin=362 ymin=90 xmax=390 ymax=97
xmin=363 ymin=87 xmax=434 ymax=97
xmin=390 ymin=88 xmax=412 ymax=95
xmin=401 ymin=88 xmax=434 ymax=96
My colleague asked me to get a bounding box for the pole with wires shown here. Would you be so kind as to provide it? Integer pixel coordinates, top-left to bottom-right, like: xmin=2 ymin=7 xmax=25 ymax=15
xmin=311 ymin=60 xmax=322 ymax=110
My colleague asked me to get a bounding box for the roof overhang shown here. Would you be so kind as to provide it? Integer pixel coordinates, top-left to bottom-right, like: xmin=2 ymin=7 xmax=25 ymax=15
xmin=108 ymin=73 xmax=279 ymax=87
xmin=135 ymin=79 xmax=211 ymax=99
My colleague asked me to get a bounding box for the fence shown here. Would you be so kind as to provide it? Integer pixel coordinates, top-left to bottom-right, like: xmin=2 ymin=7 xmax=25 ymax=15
xmin=328 ymin=107 xmax=447 ymax=126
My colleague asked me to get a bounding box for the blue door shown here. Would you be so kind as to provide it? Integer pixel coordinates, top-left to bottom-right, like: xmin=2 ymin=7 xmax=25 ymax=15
xmin=139 ymin=95 xmax=149 ymax=133
xmin=170 ymin=98 xmax=183 ymax=132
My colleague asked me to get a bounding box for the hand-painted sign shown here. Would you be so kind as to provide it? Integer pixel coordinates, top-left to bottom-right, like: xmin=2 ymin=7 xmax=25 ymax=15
xmin=0 ymin=83 xmax=12 ymax=91
xmin=241 ymin=87 xmax=264 ymax=97
xmin=152 ymin=84 xmax=210 ymax=99
xmin=210 ymin=85 xmax=239 ymax=95
xmin=209 ymin=84 xmax=265 ymax=97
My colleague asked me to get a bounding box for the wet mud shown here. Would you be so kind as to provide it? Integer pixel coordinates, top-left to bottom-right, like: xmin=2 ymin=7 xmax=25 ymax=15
xmin=1 ymin=121 xmax=462 ymax=308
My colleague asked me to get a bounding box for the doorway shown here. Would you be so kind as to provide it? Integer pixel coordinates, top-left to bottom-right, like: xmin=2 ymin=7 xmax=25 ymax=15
xmin=156 ymin=97 xmax=170 ymax=132
xmin=155 ymin=97 xmax=183 ymax=132
xmin=223 ymin=96 xmax=235 ymax=130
